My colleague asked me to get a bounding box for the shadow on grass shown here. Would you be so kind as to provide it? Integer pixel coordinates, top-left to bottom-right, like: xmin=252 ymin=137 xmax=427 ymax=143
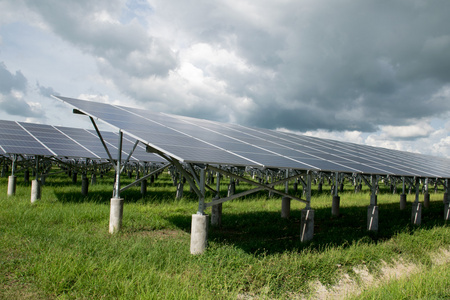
xmin=43 ymin=173 xmax=447 ymax=255
xmin=53 ymin=183 xmax=200 ymax=205
xmin=168 ymin=200 xmax=448 ymax=255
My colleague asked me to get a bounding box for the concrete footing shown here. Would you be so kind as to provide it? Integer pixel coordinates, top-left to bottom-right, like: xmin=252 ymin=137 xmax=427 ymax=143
xmin=367 ymin=205 xmax=378 ymax=231
xmin=423 ymin=192 xmax=430 ymax=208
xmin=445 ymin=203 xmax=450 ymax=221
xmin=24 ymin=170 xmax=30 ymax=184
xmin=176 ymin=182 xmax=184 ymax=199
xmin=190 ymin=214 xmax=209 ymax=254
xmin=81 ymin=176 xmax=89 ymax=196
xmin=141 ymin=179 xmax=147 ymax=196
xmin=400 ymin=194 xmax=407 ymax=210
xmin=332 ymin=195 xmax=340 ymax=216
xmin=91 ymin=174 xmax=97 ymax=185
xmin=227 ymin=182 xmax=235 ymax=197
xmin=281 ymin=196 xmax=291 ymax=218
xmin=109 ymin=198 xmax=124 ymax=234
xmin=7 ymin=175 xmax=16 ymax=196
xmin=30 ymin=179 xmax=41 ymax=203
xmin=411 ymin=202 xmax=422 ymax=225
xmin=300 ymin=209 xmax=314 ymax=242
xmin=211 ymin=202 xmax=222 ymax=226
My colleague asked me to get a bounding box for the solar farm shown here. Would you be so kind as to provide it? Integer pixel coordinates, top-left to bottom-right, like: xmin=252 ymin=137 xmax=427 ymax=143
xmin=1 ymin=96 xmax=450 ymax=298
xmin=2 ymin=96 xmax=450 ymax=251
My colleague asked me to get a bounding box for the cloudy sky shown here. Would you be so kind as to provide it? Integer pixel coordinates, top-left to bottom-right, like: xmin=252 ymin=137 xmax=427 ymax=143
xmin=1 ymin=0 xmax=450 ymax=157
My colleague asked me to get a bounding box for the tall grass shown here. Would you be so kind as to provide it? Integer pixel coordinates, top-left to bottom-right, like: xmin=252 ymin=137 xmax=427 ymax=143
xmin=0 ymin=170 xmax=448 ymax=299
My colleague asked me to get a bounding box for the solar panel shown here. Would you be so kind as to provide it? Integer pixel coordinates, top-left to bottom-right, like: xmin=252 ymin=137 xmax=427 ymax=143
xmin=19 ymin=122 xmax=100 ymax=159
xmin=55 ymin=126 xmax=111 ymax=159
xmin=0 ymin=120 xmax=54 ymax=156
xmin=0 ymin=119 xmax=166 ymax=164
xmin=53 ymin=96 xmax=450 ymax=178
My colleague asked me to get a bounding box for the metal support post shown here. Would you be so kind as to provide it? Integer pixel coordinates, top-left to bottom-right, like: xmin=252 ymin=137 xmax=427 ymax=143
xmin=282 ymin=169 xmax=291 ymax=218
xmin=332 ymin=172 xmax=340 ymax=216
xmin=423 ymin=178 xmax=430 ymax=208
xmin=7 ymin=154 xmax=17 ymax=196
xmin=367 ymin=175 xmax=378 ymax=231
xmin=301 ymin=172 xmax=314 ymax=242
xmin=109 ymin=130 xmax=124 ymax=234
xmin=31 ymin=156 xmax=41 ymax=203
xmin=211 ymin=171 xmax=222 ymax=226
xmin=411 ymin=177 xmax=422 ymax=225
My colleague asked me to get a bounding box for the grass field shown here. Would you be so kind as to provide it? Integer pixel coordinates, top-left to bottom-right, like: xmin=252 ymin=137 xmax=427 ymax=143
xmin=0 ymin=169 xmax=449 ymax=299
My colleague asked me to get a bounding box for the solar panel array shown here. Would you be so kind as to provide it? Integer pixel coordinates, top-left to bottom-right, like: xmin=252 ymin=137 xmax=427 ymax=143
xmin=0 ymin=120 xmax=166 ymax=163
xmin=53 ymin=96 xmax=450 ymax=178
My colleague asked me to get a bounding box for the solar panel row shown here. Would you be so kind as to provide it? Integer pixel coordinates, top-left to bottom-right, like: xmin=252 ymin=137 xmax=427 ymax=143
xmin=54 ymin=96 xmax=450 ymax=178
xmin=0 ymin=120 xmax=166 ymax=163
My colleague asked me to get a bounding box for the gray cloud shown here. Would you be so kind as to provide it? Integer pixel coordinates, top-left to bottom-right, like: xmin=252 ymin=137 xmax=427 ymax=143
xmin=0 ymin=62 xmax=44 ymax=118
xmin=17 ymin=0 xmax=450 ymax=135
xmin=0 ymin=62 xmax=27 ymax=93
xmin=24 ymin=0 xmax=178 ymax=78
xmin=36 ymin=82 xmax=60 ymax=98
xmin=0 ymin=94 xmax=42 ymax=117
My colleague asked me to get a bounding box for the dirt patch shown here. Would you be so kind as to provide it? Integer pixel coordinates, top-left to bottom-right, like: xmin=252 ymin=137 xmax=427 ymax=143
xmin=304 ymin=247 xmax=450 ymax=300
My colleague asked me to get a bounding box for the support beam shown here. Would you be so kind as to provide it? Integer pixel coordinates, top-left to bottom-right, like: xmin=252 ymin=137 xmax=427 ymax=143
xmin=208 ymin=165 xmax=307 ymax=204
xmin=90 ymin=117 xmax=115 ymax=163
xmin=120 ymin=163 xmax=169 ymax=193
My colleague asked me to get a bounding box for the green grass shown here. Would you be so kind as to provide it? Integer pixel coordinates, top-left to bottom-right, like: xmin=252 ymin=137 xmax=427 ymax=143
xmin=353 ymin=262 xmax=450 ymax=299
xmin=0 ymin=170 xmax=449 ymax=299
